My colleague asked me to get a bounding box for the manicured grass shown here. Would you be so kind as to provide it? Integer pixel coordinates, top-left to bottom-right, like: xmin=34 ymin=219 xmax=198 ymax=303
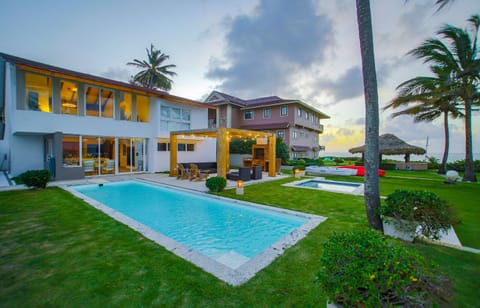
xmin=0 ymin=173 xmax=479 ymax=306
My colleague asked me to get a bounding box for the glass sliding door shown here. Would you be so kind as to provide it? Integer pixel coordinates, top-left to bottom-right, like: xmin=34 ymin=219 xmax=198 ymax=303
xmin=82 ymin=136 xmax=99 ymax=175
xmin=118 ymin=138 xmax=132 ymax=173
xmin=133 ymin=138 xmax=146 ymax=172
xmin=99 ymin=137 xmax=115 ymax=175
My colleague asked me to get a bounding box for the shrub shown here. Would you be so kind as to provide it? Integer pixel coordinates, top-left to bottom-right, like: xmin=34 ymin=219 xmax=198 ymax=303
xmin=18 ymin=169 xmax=51 ymax=189
xmin=379 ymin=190 xmax=454 ymax=240
xmin=447 ymin=159 xmax=480 ymax=172
xmin=427 ymin=156 xmax=441 ymax=169
xmin=316 ymin=230 xmax=451 ymax=307
xmin=205 ymin=176 xmax=227 ymax=192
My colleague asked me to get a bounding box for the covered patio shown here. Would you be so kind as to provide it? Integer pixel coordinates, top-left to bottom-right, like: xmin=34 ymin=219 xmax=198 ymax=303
xmin=349 ymin=133 xmax=426 ymax=162
xmin=169 ymin=128 xmax=277 ymax=178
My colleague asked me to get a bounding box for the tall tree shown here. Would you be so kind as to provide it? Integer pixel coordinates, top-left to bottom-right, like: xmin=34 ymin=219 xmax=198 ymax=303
xmin=384 ymin=68 xmax=463 ymax=174
xmin=128 ymin=44 xmax=177 ymax=91
xmin=409 ymin=15 xmax=479 ymax=182
xmin=355 ymin=0 xmax=382 ymax=231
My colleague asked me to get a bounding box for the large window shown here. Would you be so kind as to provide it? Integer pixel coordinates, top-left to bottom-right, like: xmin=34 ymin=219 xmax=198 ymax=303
xmin=85 ymin=86 xmax=114 ymax=118
xmin=85 ymin=87 xmax=100 ymax=117
xmin=62 ymin=135 xmax=80 ymax=166
xmin=280 ymin=105 xmax=288 ymax=116
xmin=263 ymin=108 xmax=270 ymax=118
xmin=25 ymin=73 xmax=52 ymax=112
xmin=244 ymin=110 xmax=253 ymax=120
xmin=160 ymin=105 xmax=191 ymax=131
xmin=119 ymin=92 xmax=132 ymax=120
xmin=60 ymin=81 xmax=78 ymax=115
xmin=136 ymin=95 xmax=149 ymax=122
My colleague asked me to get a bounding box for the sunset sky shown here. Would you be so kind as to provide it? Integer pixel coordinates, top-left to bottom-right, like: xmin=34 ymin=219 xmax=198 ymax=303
xmin=1 ymin=0 xmax=478 ymax=158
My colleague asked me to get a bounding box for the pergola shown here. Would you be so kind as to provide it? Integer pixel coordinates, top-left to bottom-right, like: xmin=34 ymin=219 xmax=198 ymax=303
xmin=169 ymin=127 xmax=277 ymax=178
xmin=348 ymin=133 xmax=426 ymax=162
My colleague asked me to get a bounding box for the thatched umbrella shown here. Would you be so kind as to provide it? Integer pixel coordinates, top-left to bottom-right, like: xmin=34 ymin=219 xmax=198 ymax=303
xmin=349 ymin=133 xmax=426 ymax=162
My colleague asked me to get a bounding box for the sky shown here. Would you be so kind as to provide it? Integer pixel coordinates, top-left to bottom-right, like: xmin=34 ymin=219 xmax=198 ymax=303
xmin=1 ymin=0 xmax=479 ymax=158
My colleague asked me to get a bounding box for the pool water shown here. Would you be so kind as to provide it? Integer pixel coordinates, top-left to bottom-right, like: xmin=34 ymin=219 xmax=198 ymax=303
xmin=70 ymin=181 xmax=316 ymax=275
xmin=287 ymin=178 xmax=364 ymax=195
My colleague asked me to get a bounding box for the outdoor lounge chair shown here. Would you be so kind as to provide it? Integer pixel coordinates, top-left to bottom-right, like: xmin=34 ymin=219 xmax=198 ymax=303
xmin=102 ymin=159 xmax=115 ymax=174
xmin=83 ymin=160 xmax=95 ymax=174
xmin=177 ymin=163 xmax=189 ymax=179
xmin=189 ymin=164 xmax=208 ymax=181
xmin=227 ymin=167 xmax=251 ymax=181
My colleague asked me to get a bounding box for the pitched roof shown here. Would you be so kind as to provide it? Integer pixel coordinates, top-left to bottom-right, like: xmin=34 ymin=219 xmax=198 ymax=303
xmin=206 ymin=90 xmax=329 ymax=118
xmin=348 ymin=134 xmax=426 ymax=155
xmin=0 ymin=52 xmax=213 ymax=109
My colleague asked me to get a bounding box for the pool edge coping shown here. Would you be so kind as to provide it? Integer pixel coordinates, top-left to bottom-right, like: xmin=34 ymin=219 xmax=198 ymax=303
xmin=61 ymin=178 xmax=327 ymax=286
xmin=282 ymin=177 xmax=365 ymax=195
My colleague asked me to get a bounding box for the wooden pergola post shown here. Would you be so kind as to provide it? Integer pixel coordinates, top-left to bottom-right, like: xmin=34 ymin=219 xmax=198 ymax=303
xmin=169 ymin=132 xmax=178 ymax=177
xmin=217 ymin=128 xmax=228 ymax=178
xmin=268 ymin=134 xmax=276 ymax=177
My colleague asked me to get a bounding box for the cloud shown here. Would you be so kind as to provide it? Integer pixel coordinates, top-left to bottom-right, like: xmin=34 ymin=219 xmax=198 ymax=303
xmin=206 ymin=0 xmax=333 ymax=97
xmin=315 ymin=66 xmax=363 ymax=101
xmin=100 ymin=67 xmax=132 ymax=83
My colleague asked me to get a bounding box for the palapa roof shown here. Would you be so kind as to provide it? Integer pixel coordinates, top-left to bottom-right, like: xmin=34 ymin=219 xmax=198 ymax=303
xmin=348 ymin=134 xmax=426 ymax=155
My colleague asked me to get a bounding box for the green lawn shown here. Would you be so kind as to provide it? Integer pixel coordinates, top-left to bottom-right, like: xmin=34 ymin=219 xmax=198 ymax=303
xmin=0 ymin=172 xmax=479 ymax=307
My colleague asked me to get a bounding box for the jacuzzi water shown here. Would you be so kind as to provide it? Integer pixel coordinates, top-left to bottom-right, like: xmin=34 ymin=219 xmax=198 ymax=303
xmin=295 ymin=179 xmax=363 ymax=194
xmin=71 ymin=180 xmax=308 ymax=267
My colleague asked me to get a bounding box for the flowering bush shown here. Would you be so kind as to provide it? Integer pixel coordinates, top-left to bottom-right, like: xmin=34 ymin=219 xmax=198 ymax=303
xmin=316 ymin=230 xmax=451 ymax=307
xmin=379 ymin=190 xmax=454 ymax=240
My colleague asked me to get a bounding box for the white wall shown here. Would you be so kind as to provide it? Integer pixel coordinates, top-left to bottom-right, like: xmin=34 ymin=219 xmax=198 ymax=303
xmin=11 ymin=135 xmax=44 ymax=176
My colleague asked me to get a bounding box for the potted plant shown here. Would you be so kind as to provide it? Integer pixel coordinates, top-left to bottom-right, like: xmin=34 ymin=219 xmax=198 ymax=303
xmin=316 ymin=230 xmax=452 ymax=307
xmin=379 ymin=190 xmax=454 ymax=242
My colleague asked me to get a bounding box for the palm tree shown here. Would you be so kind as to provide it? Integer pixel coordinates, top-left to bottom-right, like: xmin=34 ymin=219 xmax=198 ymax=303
xmin=408 ymin=15 xmax=479 ymax=182
xmin=128 ymin=44 xmax=177 ymax=91
xmin=355 ymin=0 xmax=382 ymax=231
xmin=384 ymin=68 xmax=463 ymax=174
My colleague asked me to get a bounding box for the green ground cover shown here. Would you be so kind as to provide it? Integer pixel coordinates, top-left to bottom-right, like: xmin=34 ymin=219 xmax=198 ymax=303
xmin=0 ymin=171 xmax=479 ymax=306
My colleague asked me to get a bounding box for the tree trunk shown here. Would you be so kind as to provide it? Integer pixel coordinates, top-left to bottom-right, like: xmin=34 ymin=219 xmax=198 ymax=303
xmin=438 ymin=112 xmax=449 ymax=174
xmin=463 ymin=98 xmax=477 ymax=182
xmin=356 ymin=0 xmax=382 ymax=231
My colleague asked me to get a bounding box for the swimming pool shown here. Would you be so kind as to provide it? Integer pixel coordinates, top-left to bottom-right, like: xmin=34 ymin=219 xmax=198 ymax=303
xmin=283 ymin=177 xmax=364 ymax=195
xmin=67 ymin=180 xmax=325 ymax=285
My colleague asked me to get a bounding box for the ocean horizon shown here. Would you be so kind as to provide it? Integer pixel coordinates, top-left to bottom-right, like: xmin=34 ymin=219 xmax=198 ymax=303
xmin=320 ymin=152 xmax=479 ymax=163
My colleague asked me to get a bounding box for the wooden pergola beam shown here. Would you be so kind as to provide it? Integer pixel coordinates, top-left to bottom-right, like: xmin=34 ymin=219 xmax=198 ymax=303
xmin=169 ymin=127 xmax=276 ymax=179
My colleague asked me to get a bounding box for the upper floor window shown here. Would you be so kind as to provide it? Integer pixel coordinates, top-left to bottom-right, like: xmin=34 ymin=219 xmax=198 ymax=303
xmin=263 ymin=108 xmax=270 ymax=118
xmin=305 ymin=112 xmax=309 ymax=120
xmin=60 ymin=80 xmax=78 ymax=115
xmin=119 ymin=92 xmax=132 ymax=121
xmin=244 ymin=110 xmax=253 ymax=120
xmin=280 ymin=105 xmax=288 ymax=116
xmin=85 ymin=86 xmax=114 ymax=118
xmin=160 ymin=105 xmax=190 ymax=131
xmin=136 ymin=95 xmax=149 ymax=122
xmin=25 ymin=73 xmax=52 ymax=112
xmin=297 ymin=107 xmax=302 ymax=117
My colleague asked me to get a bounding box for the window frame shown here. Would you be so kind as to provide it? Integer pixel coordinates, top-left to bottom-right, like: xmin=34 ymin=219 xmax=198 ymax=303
xmin=280 ymin=105 xmax=288 ymax=117
xmin=263 ymin=108 xmax=271 ymax=118
xmin=244 ymin=110 xmax=254 ymax=120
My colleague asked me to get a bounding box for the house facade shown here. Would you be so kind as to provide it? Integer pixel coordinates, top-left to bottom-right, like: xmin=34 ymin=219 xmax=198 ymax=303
xmin=204 ymin=91 xmax=329 ymax=159
xmin=0 ymin=53 xmax=217 ymax=181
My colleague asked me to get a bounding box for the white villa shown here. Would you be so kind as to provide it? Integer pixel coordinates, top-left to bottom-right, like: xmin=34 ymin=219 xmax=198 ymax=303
xmin=0 ymin=53 xmax=217 ymax=181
